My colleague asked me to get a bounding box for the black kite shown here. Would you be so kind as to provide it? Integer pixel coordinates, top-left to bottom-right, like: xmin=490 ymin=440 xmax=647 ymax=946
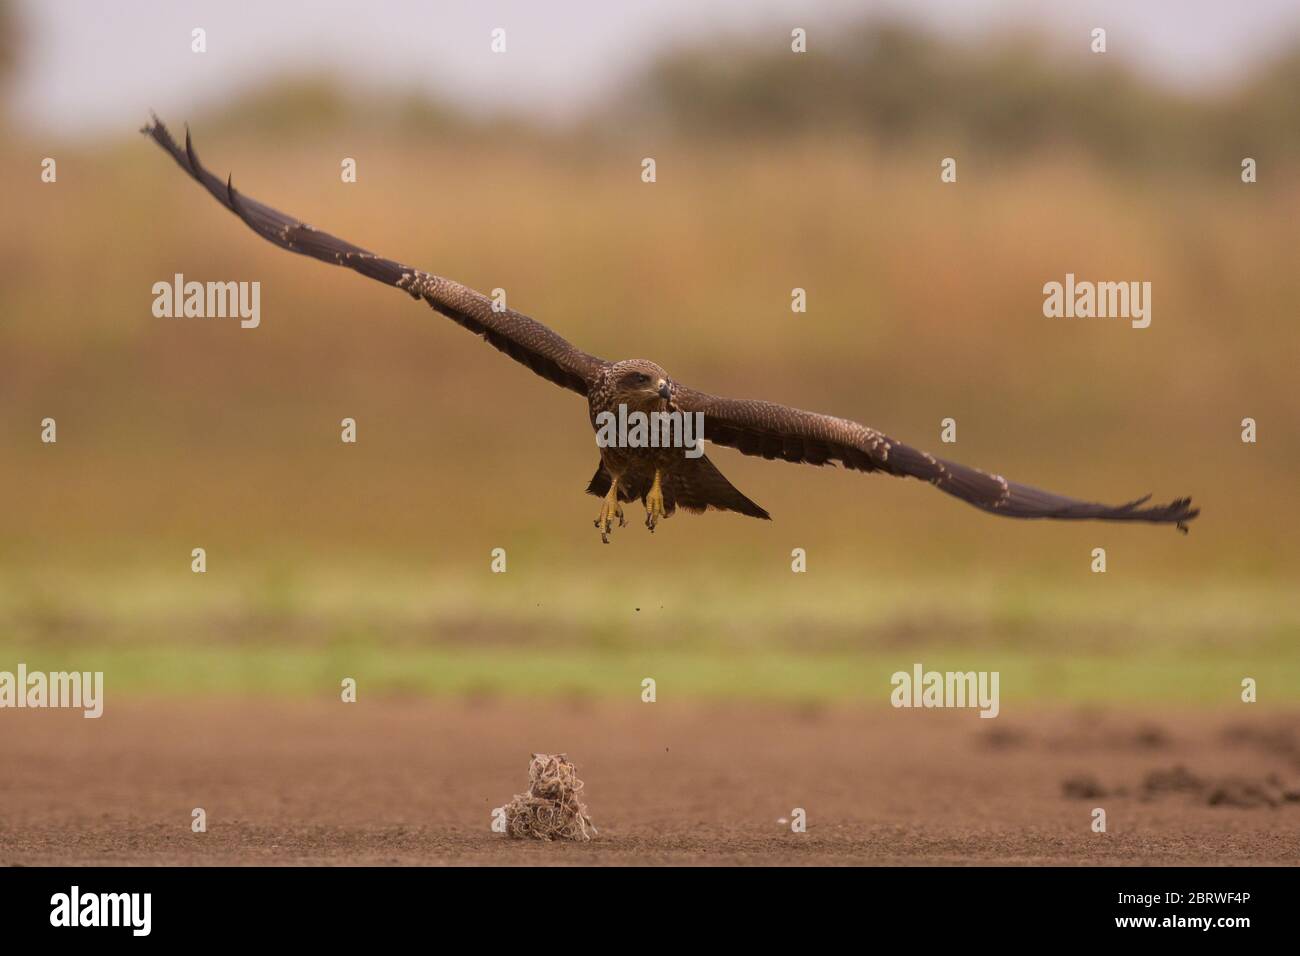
xmin=143 ymin=118 xmax=1199 ymax=543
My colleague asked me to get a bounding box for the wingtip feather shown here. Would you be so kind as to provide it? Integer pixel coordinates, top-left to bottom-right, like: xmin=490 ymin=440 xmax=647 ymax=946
xmin=185 ymin=126 xmax=200 ymax=172
xmin=225 ymin=173 xmax=247 ymax=220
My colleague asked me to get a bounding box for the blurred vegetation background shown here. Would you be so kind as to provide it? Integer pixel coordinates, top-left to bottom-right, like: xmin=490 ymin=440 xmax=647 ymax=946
xmin=2 ymin=8 xmax=1297 ymax=702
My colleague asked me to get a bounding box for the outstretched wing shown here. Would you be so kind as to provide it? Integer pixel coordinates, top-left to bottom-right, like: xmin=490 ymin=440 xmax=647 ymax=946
xmin=671 ymin=385 xmax=1199 ymax=529
xmin=142 ymin=116 xmax=606 ymax=396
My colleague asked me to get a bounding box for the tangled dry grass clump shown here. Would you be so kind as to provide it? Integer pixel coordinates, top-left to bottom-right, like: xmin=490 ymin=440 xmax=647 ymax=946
xmin=502 ymin=753 xmax=597 ymax=842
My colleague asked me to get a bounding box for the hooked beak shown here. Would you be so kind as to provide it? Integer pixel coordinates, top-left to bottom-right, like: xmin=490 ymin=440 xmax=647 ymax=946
xmin=657 ymin=379 xmax=671 ymax=400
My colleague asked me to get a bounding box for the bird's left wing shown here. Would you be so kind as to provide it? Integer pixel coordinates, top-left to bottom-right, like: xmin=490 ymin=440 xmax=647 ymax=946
xmin=671 ymin=384 xmax=1199 ymax=528
xmin=142 ymin=116 xmax=607 ymax=396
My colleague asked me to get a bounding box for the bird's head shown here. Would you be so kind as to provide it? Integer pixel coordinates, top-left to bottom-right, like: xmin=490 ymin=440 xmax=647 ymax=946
xmin=609 ymin=359 xmax=673 ymax=410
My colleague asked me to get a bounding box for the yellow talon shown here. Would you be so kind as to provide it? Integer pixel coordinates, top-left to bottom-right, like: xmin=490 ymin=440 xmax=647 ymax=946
xmin=594 ymin=477 xmax=624 ymax=543
xmin=644 ymin=470 xmax=668 ymax=532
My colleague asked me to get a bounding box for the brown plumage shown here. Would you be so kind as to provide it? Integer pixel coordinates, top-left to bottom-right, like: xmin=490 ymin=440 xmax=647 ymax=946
xmin=142 ymin=117 xmax=1199 ymax=542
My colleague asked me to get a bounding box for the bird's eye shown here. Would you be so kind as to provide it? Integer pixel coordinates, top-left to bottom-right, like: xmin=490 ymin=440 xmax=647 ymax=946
xmin=632 ymin=373 xmax=650 ymax=384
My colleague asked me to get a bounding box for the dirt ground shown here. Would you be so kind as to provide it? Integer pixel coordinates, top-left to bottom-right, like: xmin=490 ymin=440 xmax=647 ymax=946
xmin=1 ymin=698 xmax=1298 ymax=865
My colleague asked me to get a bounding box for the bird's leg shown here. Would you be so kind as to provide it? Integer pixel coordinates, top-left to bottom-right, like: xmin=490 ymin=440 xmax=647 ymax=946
xmin=644 ymin=469 xmax=668 ymax=532
xmin=594 ymin=476 xmax=625 ymax=543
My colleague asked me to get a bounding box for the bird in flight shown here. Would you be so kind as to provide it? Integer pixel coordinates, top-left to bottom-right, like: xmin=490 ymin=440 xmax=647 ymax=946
xmin=143 ymin=117 xmax=1198 ymax=543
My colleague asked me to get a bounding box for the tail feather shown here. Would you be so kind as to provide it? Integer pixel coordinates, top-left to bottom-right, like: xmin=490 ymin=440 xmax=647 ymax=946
xmin=664 ymin=455 xmax=770 ymax=519
xmin=585 ymin=458 xmax=770 ymax=520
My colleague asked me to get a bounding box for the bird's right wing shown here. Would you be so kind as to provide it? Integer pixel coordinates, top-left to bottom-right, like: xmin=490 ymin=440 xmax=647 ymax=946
xmin=143 ymin=116 xmax=607 ymax=396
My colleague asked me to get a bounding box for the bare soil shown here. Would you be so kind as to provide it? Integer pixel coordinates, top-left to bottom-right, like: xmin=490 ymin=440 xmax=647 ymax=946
xmin=2 ymin=699 xmax=1298 ymax=865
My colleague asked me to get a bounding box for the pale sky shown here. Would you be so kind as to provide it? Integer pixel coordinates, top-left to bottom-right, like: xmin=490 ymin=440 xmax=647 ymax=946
xmin=11 ymin=0 xmax=1300 ymax=136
